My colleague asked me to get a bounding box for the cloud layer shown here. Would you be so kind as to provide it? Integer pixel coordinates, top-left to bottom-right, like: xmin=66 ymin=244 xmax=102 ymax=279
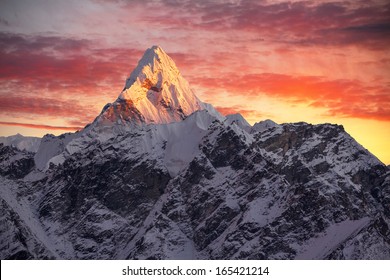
xmin=0 ymin=0 xmax=389 ymax=132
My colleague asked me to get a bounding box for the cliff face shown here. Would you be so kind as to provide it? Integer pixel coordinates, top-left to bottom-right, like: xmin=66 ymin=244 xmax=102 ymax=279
xmin=1 ymin=119 xmax=389 ymax=259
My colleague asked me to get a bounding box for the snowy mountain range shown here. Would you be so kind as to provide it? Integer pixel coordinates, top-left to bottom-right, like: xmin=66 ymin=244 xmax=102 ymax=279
xmin=1 ymin=46 xmax=389 ymax=260
xmin=0 ymin=134 xmax=41 ymax=153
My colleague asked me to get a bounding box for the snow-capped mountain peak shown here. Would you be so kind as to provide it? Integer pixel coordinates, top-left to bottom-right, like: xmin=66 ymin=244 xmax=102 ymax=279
xmin=225 ymin=113 xmax=252 ymax=132
xmin=97 ymin=46 xmax=204 ymax=125
xmin=121 ymin=45 xmax=176 ymax=92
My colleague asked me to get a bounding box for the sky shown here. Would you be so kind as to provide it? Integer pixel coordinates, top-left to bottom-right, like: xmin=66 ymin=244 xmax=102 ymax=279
xmin=0 ymin=0 xmax=389 ymax=164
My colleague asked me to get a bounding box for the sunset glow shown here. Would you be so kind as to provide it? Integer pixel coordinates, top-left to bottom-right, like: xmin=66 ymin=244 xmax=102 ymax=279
xmin=0 ymin=0 xmax=389 ymax=164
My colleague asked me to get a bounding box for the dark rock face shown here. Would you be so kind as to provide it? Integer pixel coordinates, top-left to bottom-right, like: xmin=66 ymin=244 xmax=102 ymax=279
xmin=0 ymin=144 xmax=35 ymax=179
xmin=31 ymin=144 xmax=171 ymax=259
xmin=0 ymin=120 xmax=389 ymax=259
xmin=201 ymin=123 xmax=248 ymax=169
xmin=0 ymin=190 xmax=55 ymax=260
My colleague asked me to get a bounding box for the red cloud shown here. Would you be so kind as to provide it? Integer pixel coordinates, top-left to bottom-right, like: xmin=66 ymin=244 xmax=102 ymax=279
xmin=0 ymin=121 xmax=82 ymax=131
xmin=0 ymin=33 xmax=148 ymax=128
xmin=0 ymin=95 xmax=98 ymax=129
xmin=0 ymin=33 xmax=142 ymax=96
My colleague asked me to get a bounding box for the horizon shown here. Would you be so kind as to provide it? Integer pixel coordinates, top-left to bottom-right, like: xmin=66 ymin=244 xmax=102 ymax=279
xmin=0 ymin=0 xmax=389 ymax=164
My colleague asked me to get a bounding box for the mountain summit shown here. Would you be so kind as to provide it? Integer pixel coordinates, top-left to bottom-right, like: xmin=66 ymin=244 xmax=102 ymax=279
xmin=97 ymin=46 xmax=204 ymax=125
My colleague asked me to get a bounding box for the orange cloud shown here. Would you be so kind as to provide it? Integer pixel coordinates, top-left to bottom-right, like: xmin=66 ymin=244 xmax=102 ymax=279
xmin=215 ymin=106 xmax=256 ymax=116
xmin=194 ymin=73 xmax=390 ymax=122
xmin=214 ymin=106 xmax=269 ymax=123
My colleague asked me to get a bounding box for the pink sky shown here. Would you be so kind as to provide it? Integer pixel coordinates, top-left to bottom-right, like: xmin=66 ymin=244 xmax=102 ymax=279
xmin=0 ymin=0 xmax=389 ymax=164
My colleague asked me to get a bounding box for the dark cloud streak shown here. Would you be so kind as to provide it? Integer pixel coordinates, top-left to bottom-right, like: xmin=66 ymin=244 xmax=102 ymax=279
xmin=0 ymin=121 xmax=82 ymax=131
xmin=0 ymin=96 xmax=93 ymax=119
